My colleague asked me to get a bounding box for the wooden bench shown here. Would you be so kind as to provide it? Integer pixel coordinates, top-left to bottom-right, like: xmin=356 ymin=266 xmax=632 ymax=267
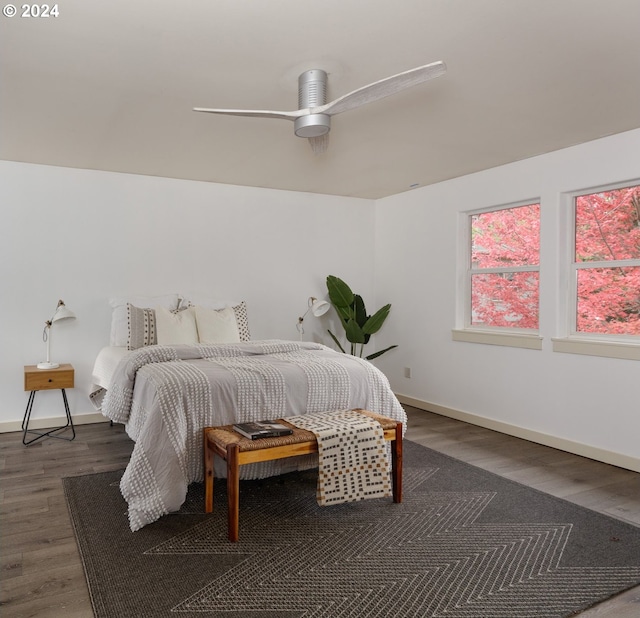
xmin=203 ymin=409 xmax=403 ymax=541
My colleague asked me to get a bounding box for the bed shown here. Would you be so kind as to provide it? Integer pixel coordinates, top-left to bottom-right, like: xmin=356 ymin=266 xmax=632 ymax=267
xmin=91 ymin=296 xmax=407 ymax=531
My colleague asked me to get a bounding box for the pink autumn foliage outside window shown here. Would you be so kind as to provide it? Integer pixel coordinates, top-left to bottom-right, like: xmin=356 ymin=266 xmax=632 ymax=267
xmin=469 ymin=188 xmax=640 ymax=335
xmin=471 ymin=204 xmax=540 ymax=329
xmin=575 ymin=187 xmax=640 ymax=335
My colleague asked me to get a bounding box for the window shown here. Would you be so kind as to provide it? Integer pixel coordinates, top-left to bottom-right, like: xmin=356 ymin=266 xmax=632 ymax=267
xmin=572 ymin=184 xmax=640 ymax=337
xmin=468 ymin=202 xmax=541 ymax=330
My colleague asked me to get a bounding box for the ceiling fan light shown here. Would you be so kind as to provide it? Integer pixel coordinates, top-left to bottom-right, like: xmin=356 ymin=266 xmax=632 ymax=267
xmin=294 ymin=114 xmax=331 ymax=138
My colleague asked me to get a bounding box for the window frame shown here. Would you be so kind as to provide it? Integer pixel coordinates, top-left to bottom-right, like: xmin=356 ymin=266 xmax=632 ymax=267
xmin=453 ymin=199 xmax=543 ymax=350
xmin=552 ymin=179 xmax=640 ymax=360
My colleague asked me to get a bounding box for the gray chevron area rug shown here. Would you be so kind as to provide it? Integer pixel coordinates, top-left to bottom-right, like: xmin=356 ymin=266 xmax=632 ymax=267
xmin=63 ymin=440 xmax=640 ymax=618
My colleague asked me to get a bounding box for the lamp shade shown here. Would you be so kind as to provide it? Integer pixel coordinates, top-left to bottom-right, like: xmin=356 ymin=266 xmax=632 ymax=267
xmin=310 ymin=298 xmax=330 ymax=317
xmin=51 ymin=303 xmax=75 ymax=323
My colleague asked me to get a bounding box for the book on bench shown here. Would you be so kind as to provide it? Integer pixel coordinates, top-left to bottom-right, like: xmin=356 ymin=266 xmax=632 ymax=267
xmin=232 ymin=420 xmax=293 ymax=440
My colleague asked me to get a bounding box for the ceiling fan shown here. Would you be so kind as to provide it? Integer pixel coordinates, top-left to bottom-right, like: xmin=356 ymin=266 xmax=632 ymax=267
xmin=193 ymin=61 xmax=446 ymax=153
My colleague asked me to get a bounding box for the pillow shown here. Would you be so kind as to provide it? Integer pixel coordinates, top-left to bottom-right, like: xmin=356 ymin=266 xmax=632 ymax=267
xmin=127 ymin=304 xmax=157 ymax=350
xmin=110 ymin=294 xmax=179 ymax=346
xmin=232 ymin=301 xmax=251 ymax=342
xmin=156 ymin=307 xmax=198 ymax=345
xmin=182 ymin=296 xmax=251 ymax=342
xmin=195 ymin=306 xmax=241 ymax=344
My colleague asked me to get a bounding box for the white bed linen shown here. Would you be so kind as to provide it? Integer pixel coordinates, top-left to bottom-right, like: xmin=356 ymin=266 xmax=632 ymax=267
xmin=89 ymin=346 xmax=130 ymax=409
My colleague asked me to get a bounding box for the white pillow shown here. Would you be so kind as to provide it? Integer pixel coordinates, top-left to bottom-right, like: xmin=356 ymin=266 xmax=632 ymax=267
xmin=156 ymin=307 xmax=198 ymax=345
xmin=109 ymin=294 xmax=179 ymax=346
xmin=195 ymin=306 xmax=241 ymax=343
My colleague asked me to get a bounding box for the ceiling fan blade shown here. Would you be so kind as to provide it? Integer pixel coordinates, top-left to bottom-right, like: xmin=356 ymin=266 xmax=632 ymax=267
xmin=193 ymin=107 xmax=304 ymax=121
xmin=314 ymin=61 xmax=446 ymax=117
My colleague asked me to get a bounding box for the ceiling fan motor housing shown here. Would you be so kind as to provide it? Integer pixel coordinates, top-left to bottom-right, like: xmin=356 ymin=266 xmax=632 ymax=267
xmin=294 ymin=69 xmax=331 ymax=138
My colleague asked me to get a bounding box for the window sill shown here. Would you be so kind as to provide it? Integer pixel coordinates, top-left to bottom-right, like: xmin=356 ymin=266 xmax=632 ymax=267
xmin=552 ymin=337 xmax=640 ymax=360
xmin=451 ymin=329 xmax=543 ymax=350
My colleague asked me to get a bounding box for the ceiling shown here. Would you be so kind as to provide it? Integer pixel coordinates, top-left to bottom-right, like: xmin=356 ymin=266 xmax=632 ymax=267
xmin=2 ymin=0 xmax=640 ymax=199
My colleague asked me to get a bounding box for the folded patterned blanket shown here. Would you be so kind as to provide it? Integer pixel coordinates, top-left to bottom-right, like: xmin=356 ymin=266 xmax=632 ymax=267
xmin=287 ymin=409 xmax=392 ymax=506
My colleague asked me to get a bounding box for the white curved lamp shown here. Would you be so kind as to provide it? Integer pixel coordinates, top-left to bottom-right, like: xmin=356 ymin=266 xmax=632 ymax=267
xmin=296 ymin=296 xmax=330 ymax=340
xmin=37 ymin=300 xmax=76 ymax=369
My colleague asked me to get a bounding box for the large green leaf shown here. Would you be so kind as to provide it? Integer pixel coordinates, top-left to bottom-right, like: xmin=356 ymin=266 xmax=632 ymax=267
xmin=365 ymin=344 xmax=398 ymax=361
xmin=345 ymin=319 xmax=366 ymax=344
xmin=354 ymin=294 xmax=367 ymax=327
xmin=335 ymin=305 xmax=352 ymax=327
xmin=362 ymin=304 xmax=391 ymax=335
xmin=326 ymin=275 xmax=354 ymax=309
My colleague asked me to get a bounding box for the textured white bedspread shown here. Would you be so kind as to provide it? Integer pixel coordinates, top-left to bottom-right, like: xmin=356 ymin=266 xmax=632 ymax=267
xmin=101 ymin=340 xmax=406 ymax=530
xmin=89 ymin=346 xmax=130 ymax=409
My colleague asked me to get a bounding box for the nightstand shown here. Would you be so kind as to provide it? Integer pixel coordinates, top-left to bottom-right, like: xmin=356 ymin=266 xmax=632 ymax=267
xmin=23 ymin=364 xmax=75 ymax=445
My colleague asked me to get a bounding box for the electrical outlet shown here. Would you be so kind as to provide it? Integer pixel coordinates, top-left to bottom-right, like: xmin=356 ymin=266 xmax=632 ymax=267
xmin=404 ymin=367 xmax=412 ymax=379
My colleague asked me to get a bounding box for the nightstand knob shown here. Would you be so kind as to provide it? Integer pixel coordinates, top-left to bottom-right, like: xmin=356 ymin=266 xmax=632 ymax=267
xmin=48 ymin=379 xmax=53 ymax=382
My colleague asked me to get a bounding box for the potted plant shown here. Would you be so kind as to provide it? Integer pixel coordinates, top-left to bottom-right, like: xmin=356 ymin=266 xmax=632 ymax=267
xmin=326 ymin=275 xmax=397 ymax=360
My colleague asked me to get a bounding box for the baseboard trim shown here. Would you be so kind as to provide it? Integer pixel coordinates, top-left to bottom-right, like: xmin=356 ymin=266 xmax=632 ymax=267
xmin=0 ymin=412 xmax=109 ymax=434
xmin=5 ymin=399 xmax=637 ymax=474
xmin=396 ymin=394 xmax=640 ymax=473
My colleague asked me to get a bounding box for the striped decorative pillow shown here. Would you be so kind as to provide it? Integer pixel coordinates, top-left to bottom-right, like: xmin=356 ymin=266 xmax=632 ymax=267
xmin=126 ymin=304 xmax=157 ymax=350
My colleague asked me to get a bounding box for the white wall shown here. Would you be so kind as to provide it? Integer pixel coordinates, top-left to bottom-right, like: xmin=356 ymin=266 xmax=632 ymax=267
xmin=374 ymin=129 xmax=640 ymax=467
xmin=2 ymin=131 xmax=639 ymax=469
xmin=0 ymin=162 xmax=374 ymax=427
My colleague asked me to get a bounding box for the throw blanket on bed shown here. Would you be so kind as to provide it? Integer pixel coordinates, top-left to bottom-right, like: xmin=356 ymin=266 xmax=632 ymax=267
xmin=287 ymin=410 xmax=392 ymax=506
xmin=101 ymin=340 xmax=406 ymax=531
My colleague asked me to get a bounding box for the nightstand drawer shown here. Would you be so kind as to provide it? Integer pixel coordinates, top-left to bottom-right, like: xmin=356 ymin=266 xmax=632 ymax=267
xmin=24 ymin=364 xmax=74 ymax=391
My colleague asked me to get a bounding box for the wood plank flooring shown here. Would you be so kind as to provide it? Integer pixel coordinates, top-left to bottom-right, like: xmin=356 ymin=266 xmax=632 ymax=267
xmin=1 ymin=406 xmax=639 ymax=617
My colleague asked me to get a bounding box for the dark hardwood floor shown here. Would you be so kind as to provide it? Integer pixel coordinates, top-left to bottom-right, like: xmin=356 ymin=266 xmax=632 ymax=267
xmin=1 ymin=406 xmax=639 ymax=617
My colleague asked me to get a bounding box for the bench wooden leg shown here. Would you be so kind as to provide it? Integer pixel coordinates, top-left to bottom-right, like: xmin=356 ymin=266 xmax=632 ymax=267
xmin=226 ymin=443 xmax=240 ymax=542
xmin=204 ymin=430 xmax=214 ymax=514
xmin=392 ymin=422 xmax=403 ymax=503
